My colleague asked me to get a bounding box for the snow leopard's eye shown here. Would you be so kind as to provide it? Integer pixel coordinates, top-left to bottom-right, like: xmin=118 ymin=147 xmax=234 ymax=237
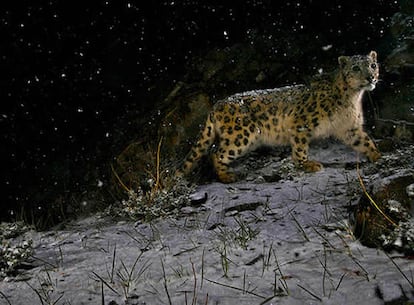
xmin=352 ymin=65 xmax=361 ymax=72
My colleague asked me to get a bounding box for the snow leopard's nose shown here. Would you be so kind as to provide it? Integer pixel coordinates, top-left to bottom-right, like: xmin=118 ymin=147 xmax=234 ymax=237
xmin=367 ymin=76 xmax=376 ymax=83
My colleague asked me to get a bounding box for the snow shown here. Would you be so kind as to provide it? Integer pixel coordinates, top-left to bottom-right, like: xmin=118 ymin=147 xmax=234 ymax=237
xmin=2 ymin=143 xmax=413 ymax=304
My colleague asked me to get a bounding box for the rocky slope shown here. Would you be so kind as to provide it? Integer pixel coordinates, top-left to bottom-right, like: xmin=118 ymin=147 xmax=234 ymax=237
xmin=1 ymin=142 xmax=413 ymax=305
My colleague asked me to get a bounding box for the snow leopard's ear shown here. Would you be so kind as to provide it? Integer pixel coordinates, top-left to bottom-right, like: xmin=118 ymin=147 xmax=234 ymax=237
xmin=338 ymin=55 xmax=349 ymax=69
xmin=369 ymin=50 xmax=377 ymax=62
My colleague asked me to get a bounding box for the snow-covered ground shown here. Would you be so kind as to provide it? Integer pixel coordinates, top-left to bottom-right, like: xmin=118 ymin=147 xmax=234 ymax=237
xmin=2 ymin=143 xmax=413 ymax=305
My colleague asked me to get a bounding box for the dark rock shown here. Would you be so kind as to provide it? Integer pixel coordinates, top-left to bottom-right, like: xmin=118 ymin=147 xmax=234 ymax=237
xmin=354 ymin=169 xmax=414 ymax=254
xmin=263 ymin=173 xmax=282 ymax=183
xmin=386 ymin=13 xmax=414 ymax=74
xmin=223 ymin=201 xmax=263 ymax=214
xmin=189 ymin=191 xmax=208 ymax=206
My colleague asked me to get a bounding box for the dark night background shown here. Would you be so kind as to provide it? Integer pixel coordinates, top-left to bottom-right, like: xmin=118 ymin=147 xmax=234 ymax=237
xmin=0 ymin=1 xmax=403 ymax=227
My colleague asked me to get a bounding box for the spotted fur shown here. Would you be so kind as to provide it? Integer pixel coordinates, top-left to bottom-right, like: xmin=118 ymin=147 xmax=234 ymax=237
xmin=178 ymin=51 xmax=381 ymax=183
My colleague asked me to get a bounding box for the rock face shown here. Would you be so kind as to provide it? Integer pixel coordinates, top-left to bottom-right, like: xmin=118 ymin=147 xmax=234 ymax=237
xmin=385 ymin=13 xmax=414 ymax=75
xmin=353 ymin=144 xmax=414 ymax=256
xmin=374 ymin=10 xmax=414 ymax=143
xmin=354 ymin=169 xmax=414 ymax=254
